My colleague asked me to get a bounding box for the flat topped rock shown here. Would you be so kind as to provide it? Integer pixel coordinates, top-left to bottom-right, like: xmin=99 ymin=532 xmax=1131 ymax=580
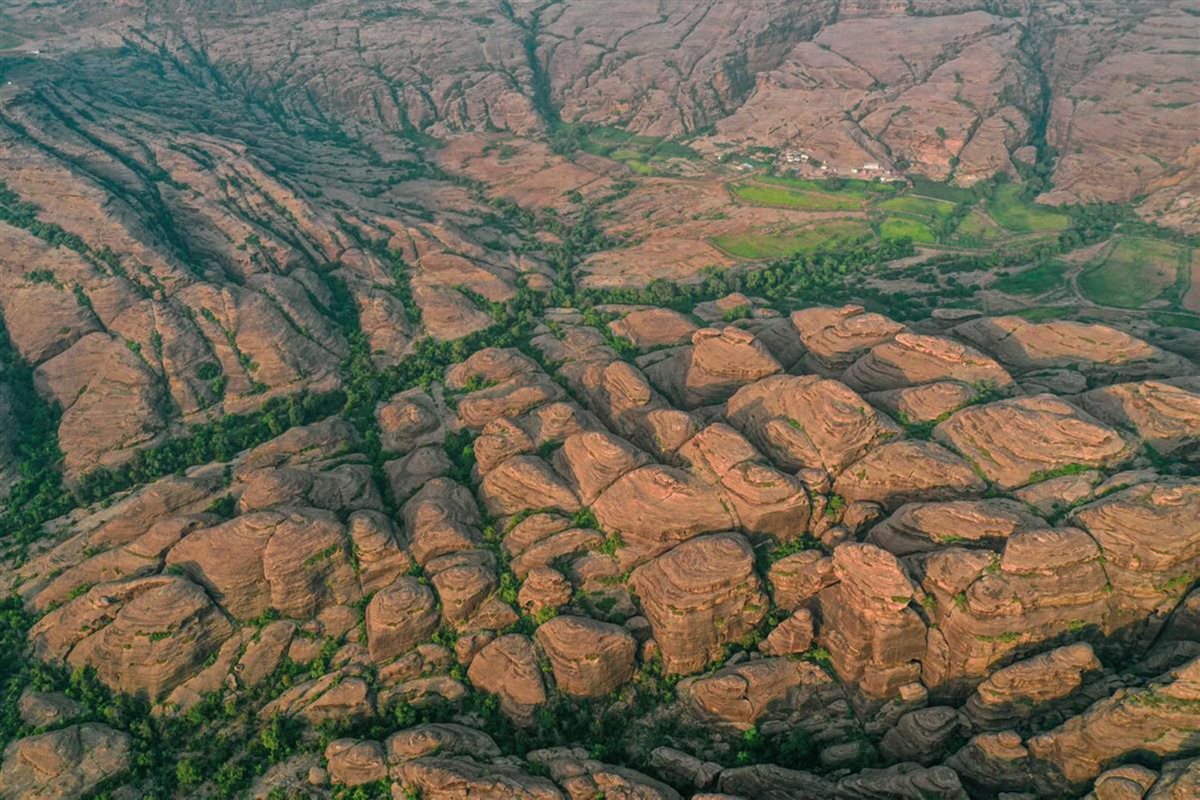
xmin=952 ymin=316 xmax=1193 ymax=380
xmin=934 ymin=394 xmax=1135 ymax=490
xmin=727 ymin=374 xmax=901 ymax=474
xmin=867 ymin=498 xmax=1045 ymax=556
xmin=1078 ymin=380 xmax=1200 ymax=456
xmin=842 ymin=332 xmax=1015 ymax=395
xmin=609 ymin=308 xmax=699 ymax=351
xmin=791 ymin=304 xmax=905 ymax=375
xmin=534 ymin=615 xmax=635 ymax=698
xmin=834 ymin=439 xmax=986 ymax=510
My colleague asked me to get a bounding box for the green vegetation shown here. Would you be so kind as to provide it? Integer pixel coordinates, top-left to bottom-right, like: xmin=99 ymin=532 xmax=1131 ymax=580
xmin=729 ymin=181 xmax=861 ymax=211
xmin=880 ymin=216 xmax=936 ymax=244
xmin=987 ymin=183 xmax=1070 ymax=233
xmin=878 ymin=195 xmax=956 ymax=220
xmin=553 ymin=124 xmax=699 ymax=175
xmin=1079 ymin=237 xmax=1187 ymax=308
xmin=992 ymin=260 xmax=1069 ymax=296
xmin=712 ymin=220 xmax=874 ymax=259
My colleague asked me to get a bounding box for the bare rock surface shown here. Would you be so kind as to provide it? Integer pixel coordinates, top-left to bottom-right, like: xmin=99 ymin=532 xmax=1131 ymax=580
xmin=934 ymin=395 xmax=1135 ymax=490
xmin=631 ymin=533 xmax=768 ymax=675
xmin=534 ymin=615 xmax=636 ymax=699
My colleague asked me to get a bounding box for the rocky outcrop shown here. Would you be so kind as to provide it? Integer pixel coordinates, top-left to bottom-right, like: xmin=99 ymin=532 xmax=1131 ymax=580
xmin=791 ymin=305 xmax=904 ymax=375
xmin=834 ymin=440 xmax=986 ymax=510
xmin=1078 ymin=381 xmax=1200 ymax=458
xmin=867 ymin=499 xmax=1044 ymax=556
xmin=952 ymin=317 xmax=1193 ymax=383
xmin=466 ymin=634 xmax=547 ymax=723
xmin=964 ymin=643 xmax=1103 ymax=733
xmin=842 ymin=332 xmax=1015 ymax=396
xmin=645 ymin=327 xmax=783 ymax=409
xmin=818 ymin=543 xmax=925 ymax=698
xmin=631 ymin=533 xmax=768 ymax=674
xmin=30 ymin=576 xmax=234 ymax=701
xmin=366 ymin=577 xmax=440 ymax=663
xmin=934 ymin=395 xmax=1135 ymax=490
xmin=681 ymin=657 xmax=842 ymax=731
xmin=0 ymin=724 xmax=132 ymax=800
xmin=534 ymin=615 xmax=636 ymax=698
xmin=727 ymin=374 xmax=901 ymax=474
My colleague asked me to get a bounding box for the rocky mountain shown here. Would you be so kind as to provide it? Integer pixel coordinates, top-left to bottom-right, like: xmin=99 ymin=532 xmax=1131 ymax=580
xmin=0 ymin=2 xmax=1198 ymax=800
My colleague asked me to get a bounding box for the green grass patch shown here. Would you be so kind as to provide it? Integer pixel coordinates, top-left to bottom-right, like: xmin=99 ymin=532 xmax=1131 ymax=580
xmin=570 ymin=124 xmax=699 ymax=174
xmin=880 ymin=216 xmax=936 ymax=244
xmin=954 ymin=208 xmax=1008 ymax=245
xmin=878 ymin=195 xmax=957 ymax=220
xmin=1151 ymin=311 xmax=1200 ymax=330
xmin=992 ymin=260 xmax=1069 ymax=296
xmin=1012 ymin=306 xmax=1071 ymax=322
xmin=712 ymin=220 xmax=874 ymax=260
xmin=908 ymin=176 xmax=979 ymax=205
xmin=730 ymin=181 xmax=862 ymax=211
xmin=1079 ymin=237 xmax=1184 ymax=308
xmin=987 ymin=184 xmax=1070 ymax=233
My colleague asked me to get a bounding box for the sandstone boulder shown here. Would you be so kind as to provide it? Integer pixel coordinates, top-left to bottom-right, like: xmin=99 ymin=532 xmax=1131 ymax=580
xmin=366 ymin=577 xmax=440 ymax=663
xmin=1078 ymin=380 xmax=1200 ymax=458
xmin=534 ymin=615 xmax=636 ymax=698
xmin=645 ymin=326 xmax=783 ymax=409
xmin=842 ymin=332 xmax=1015 ymax=395
xmin=0 ymin=724 xmax=132 ymax=800
xmin=466 ymin=634 xmax=547 ymax=723
xmin=934 ymin=395 xmax=1135 ymax=490
xmin=727 ymin=374 xmax=901 ymax=474
xmin=630 ymin=533 xmax=768 ymax=675
xmin=834 ymin=440 xmax=986 ymax=510
xmin=791 ymin=305 xmax=904 ymax=375
xmin=867 ymin=499 xmax=1044 ymax=556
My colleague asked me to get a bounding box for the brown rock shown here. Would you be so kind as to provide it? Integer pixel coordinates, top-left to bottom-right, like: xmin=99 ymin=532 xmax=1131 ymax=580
xmin=767 ymin=550 xmax=837 ymax=612
xmin=552 ymin=431 xmax=650 ymax=505
xmin=791 ymin=305 xmax=905 ymax=375
xmin=818 ymin=543 xmax=925 ymax=697
xmin=376 ymin=389 xmax=444 ymax=454
xmin=592 ymin=465 xmax=735 ymax=565
xmin=952 ymin=317 xmax=1192 ymax=382
xmin=934 ymin=394 xmax=1135 ymax=490
xmin=366 ymin=577 xmax=440 ymax=663
xmin=879 ymin=707 xmax=967 ymax=766
xmin=534 ymin=615 xmax=636 ymax=698
xmin=0 ymin=724 xmax=132 ymax=800
xmin=609 ymin=308 xmax=698 ymax=351
xmin=31 ymin=576 xmax=234 ymax=701
xmin=761 ymin=609 xmax=815 ymax=656
xmin=631 ymin=533 xmax=768 ymax=674
xmin=842 ymin=332 xmax=1015 ymax=395
xmin=1078 ymin=381 xmax=1200 ymax=458
xmin=835 ymin=440 xmax=986 ymax=511
xmin=867 ymin=499 xmax=1044 ymax=556
xmin=965 ymin=643 xmax=1102 ymax=732
xmin=466 ymin=634 xmax=548 ymax=723
xmin=324 ymin=738 xmax=387 ymax=787
xmin=727 ymin=374 xmax=901 ymax=473
xmin=645 ymin=326 xmax=783 ymax=409
xmin=480 ymin=455 xmax=582 ymax=517
xmin=518 ymin=568 xmax=573 ymax=616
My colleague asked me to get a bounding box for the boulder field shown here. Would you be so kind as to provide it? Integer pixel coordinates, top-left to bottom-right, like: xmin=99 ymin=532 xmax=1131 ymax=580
xmin=4 ymin=305 xmax=1199 ymax=799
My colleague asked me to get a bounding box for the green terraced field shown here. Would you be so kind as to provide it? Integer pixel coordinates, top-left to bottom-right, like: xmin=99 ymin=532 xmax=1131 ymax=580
xmin=988 ymin=184 xmax=1070 ymax=233
xmin=992 ymin=260 xmax=1069 ymax=296
xmin=1079 ymin=237 xmax=1186 ymax=308
xmin=878 ymin=195 xmax=957 ymax=220
xmin=880 ymin=216 xmax=936 ymax=244
xmin=730 ymin=181 xmax=862 ymax=211
xmin=712 ymin=220 xmax=874 ymax=259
